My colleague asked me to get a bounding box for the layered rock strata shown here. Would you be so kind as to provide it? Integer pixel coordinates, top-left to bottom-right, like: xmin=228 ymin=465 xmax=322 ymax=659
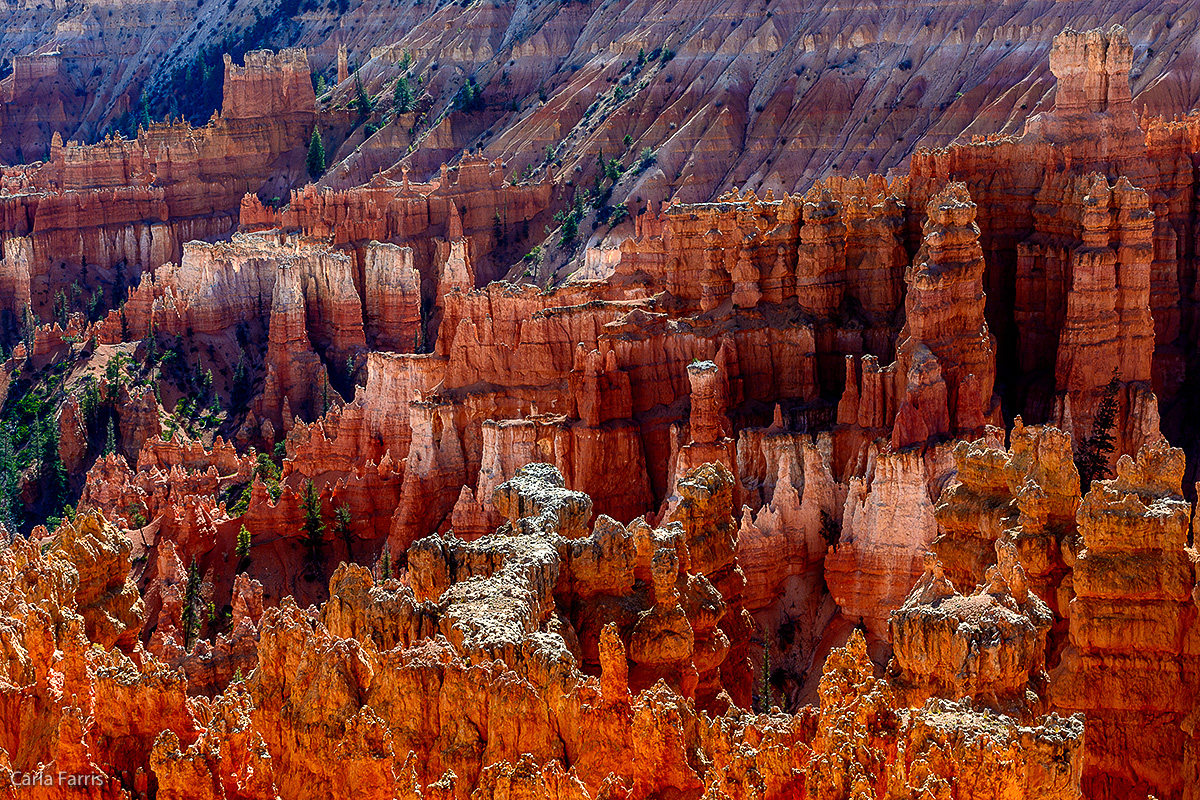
xmin=1051 ymin=442 xmax=1199 ymax=799
xmin=0 ymin=468 xmax=1084 ymax=800
xmin=0 ymin=49 xmax=317 ymax=328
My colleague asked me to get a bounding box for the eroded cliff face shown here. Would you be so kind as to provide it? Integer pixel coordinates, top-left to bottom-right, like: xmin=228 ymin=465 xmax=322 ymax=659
xmin=323 ymin=0 xmax=1200 ymax=214
xmin=605 ymin=25 xmax=1191 ymax=473
xmin=0 ymin=468 xmax=1086 ymax=800
xmin=2 ymin=15 xmax=1200 ymax=800
xmin=6 ymin=0 xmax=1200 ymax=194
xmin=0 ymin=47 xmax=315 ymax=338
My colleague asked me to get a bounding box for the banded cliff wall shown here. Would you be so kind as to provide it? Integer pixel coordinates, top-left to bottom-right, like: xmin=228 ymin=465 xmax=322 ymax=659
xmin=0 ymin=47 xmax=315 ymax=333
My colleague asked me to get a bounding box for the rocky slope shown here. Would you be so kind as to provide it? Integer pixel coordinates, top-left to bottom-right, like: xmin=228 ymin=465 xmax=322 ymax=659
xmin=4 ymin=0 xmax=1200 ymax=195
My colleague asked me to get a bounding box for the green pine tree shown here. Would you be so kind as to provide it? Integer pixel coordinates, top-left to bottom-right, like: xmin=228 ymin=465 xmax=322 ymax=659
xmin=21 ymin=304 xmax=35 ymax=355
xmin=354 ymin=70 xmax=375 ymax=118
xmin=138 ymin=96 xmax=152 ymax=133
xmin=1076 ymin=371 xmax=1121 ymax=492
xmin=394 ymin=75 xmax=413 ymax=113
xmin=333 ymin=503 xmax=353 ymax=555
xmin=0 ymin=424 xmax=18 ymax=538
xmin=104 ymin=416 xmax=117 ymax=456
xmin=757 ymin=637 xmax=772 ymax=713
xmin=307 ymin=127 xmax=326 ymax=180
xmin=236 ymin=524 xmax=252 ymax=569
xmin=300 ymin=479 xmax=326 ymax=572
xmin=41 ymin=417 xmax=70 ymax=526
xmin=182 ymin=559 xmax=201 ymax=648
xmin=819 ymin=509 xmax=841 ymax=550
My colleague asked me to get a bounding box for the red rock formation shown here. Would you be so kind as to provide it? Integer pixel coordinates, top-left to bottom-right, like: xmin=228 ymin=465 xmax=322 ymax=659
xmin=28 ymin=466 xmax=1069 ymax=800
xmin=824 ymin=448 xmax=939 ymax=646
xmin=1049 ymin=173 xmax=1160 ymax=458
xmin=93 ymin=232 xmax=408 ymax=433
xmin=363 ymin=241 xmax=422 ymax=352
xmin=662 ymin=463 xmax=755 ymax=709
xmin=8 ymin=21 xmax=1200 ymax=800
xmin=892 ymin=183 xmax=997 ymax=448
xmin=0 ymin=512 xmax=199 ymax=793
xmin=905 ymin=24 xmax=1189 ymax=458
xmin=259 ymin=156 xmax=554 ymax=296
xmin=662 ymin=360 xmax=736 ymax=513
xmin=933 ymin=420 xmax=1079 ymax=618
xmin=1027 ymin=26 xmax=1142 ymax=167
xmin=58 ymin=395 xmax=89 ymax=476
xmin=256 ymin=239 xmax=361 ymax=429
xmin=889 ymin=546 xmax=1052 ymax=713
xmin=0 ymin=48 xmax=316 ymax=326
xmin=609 ymin=178 xmax=906 ymax=350
xmin=734 ymin=426 xmax=842 ymax=706
xmin=1051 ymin=441 xmax=1198 ymax=799
xmin=222 ymin=49 xmax=317 ymax=122
xmin=49 ymin=511 xmax=146 ymax=651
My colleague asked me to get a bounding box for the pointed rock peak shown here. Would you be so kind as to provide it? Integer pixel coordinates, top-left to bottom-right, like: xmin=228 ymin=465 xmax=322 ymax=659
xmin=770 ymin=403 xmax=785 ymax=431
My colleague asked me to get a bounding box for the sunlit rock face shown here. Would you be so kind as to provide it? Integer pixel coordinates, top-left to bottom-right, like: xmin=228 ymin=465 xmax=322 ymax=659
xmin=0 ymin=477 xmax=1084 ymax=800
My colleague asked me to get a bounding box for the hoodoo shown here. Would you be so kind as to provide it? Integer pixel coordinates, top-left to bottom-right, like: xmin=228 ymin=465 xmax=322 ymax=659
xmin=1 ymin=6 xmax=1198 ymax=800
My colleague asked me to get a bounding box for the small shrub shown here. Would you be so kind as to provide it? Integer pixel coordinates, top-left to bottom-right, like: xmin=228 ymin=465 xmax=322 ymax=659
xmin=635 ymin=147 xmax=657 ymax=174
xmin=236 ymin=524 xmax=252 ymax=561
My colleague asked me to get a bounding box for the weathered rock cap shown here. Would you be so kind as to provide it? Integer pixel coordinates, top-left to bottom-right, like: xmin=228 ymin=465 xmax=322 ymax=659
xmin=492 ymin=462 xmax=593 ymax=538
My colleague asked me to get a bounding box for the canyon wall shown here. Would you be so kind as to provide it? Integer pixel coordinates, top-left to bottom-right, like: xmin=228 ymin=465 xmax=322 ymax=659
xmin=0 ymin=48 xmax=316 ymax=329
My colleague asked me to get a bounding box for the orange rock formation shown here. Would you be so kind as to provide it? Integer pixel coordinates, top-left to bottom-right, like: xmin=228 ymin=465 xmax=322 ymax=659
xmin=0 ymin=471 xmax=1086 ymax=800
xmin=3 ymin=16 xmax=1200 ymax=800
